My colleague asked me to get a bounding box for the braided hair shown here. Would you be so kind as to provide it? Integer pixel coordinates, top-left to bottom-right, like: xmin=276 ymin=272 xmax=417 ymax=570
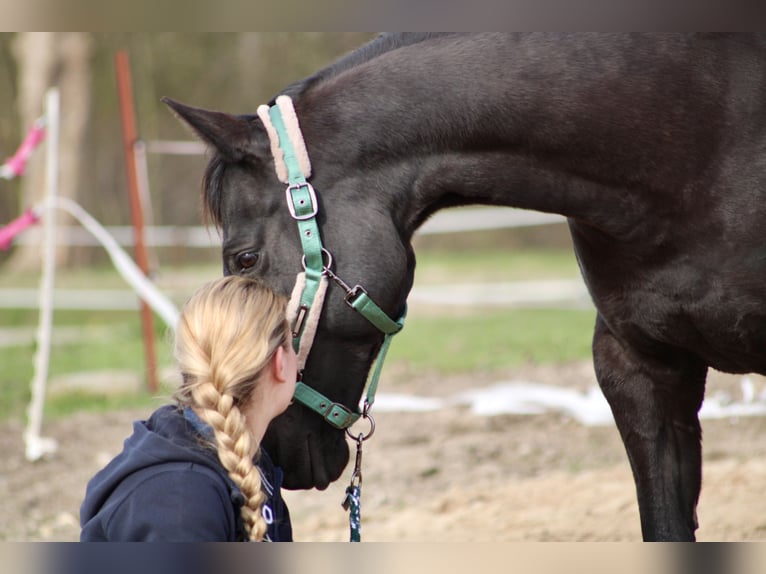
xmin=173 ymin=276 xmax=289 ymax=541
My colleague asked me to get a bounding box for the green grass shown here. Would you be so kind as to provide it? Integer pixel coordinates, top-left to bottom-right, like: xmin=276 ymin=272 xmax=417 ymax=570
xmin=0 ymin=309 xmax=175 ymax=421
xmin=388 ymin=307 xmax=595 ymax=376
xmin=43 ymin=390 xmax=168 ymax=419
xmin=413 ymin=248 xmax=581 ymax=284
xmin=0 ymin=247 xmax=591 ymax=420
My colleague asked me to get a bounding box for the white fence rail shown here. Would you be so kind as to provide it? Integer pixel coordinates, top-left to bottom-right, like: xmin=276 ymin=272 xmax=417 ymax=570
xmin=0 ymin=207 xmax=576 ymax=310
xmin=13 ymin=207 xmax=567 ymax=247
xmin=3 ymin=207 xmax=576 ymax=311
xmin=0 ymin=280 xmax=594 ymax=311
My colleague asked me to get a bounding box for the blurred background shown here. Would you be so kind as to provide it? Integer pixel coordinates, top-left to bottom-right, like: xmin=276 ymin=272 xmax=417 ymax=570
xmin=0 ymin=33 xmax=378 ymax=269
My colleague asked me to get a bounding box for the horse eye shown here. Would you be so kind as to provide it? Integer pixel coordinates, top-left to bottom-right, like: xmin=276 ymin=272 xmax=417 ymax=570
xmin=237 ymin=251 xmax=259 ymax=270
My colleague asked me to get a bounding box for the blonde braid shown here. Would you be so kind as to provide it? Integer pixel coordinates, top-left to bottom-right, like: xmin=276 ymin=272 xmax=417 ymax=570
xmin=173 ymin=276 xmax=290 ymax=542
xmin=191 ymin=381 xmax=268 ymax=541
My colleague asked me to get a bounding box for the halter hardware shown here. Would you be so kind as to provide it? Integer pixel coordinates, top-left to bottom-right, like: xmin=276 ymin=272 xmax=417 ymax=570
xmin=286 ymin=182 xmax=318 ymax=220
xmin=344 ymin=285 xmax=367 ymax=306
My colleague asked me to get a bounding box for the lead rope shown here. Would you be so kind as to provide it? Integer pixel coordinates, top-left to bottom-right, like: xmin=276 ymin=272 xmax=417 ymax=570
xmin=342 ymin=433 xmax=365 ymax=542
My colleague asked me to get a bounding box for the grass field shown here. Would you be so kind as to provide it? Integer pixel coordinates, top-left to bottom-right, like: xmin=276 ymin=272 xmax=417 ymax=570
xmin=0 ymin=247 xmax=595 ymax=420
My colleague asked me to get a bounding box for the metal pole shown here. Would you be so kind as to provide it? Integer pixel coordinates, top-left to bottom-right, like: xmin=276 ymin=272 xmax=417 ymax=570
xmin=115 ymin=49 xmax=158 ymax=393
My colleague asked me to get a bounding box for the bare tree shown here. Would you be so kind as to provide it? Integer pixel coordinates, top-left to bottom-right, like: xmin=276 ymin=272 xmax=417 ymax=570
xmin=6 ymin=32 xmax=93 ymax=271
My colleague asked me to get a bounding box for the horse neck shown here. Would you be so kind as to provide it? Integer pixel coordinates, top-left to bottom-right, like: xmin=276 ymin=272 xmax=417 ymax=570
xmin=295 ymin=33 xmax=727 ymax=240
xmin=282 ymin=33 xmax=459 ymax=100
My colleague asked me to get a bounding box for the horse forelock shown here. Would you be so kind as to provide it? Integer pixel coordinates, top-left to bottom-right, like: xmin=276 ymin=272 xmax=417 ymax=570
xmin=202 ymin=153 xmax=227 ymax=229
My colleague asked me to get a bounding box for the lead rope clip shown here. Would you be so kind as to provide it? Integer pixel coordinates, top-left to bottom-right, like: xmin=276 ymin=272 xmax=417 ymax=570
xmin=342 ymin=433 xmax=364 ymax=542
xmin=341 ymin=405 xmax=374 ymax=542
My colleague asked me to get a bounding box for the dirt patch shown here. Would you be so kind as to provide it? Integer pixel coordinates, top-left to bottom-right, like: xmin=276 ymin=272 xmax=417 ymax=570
xmin=2 ymin=360 xmax=766 ymax=541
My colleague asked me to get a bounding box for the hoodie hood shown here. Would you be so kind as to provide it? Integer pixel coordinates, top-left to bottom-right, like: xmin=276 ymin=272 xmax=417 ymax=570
xmin=80 ymin=405 xmax=226 ymax=525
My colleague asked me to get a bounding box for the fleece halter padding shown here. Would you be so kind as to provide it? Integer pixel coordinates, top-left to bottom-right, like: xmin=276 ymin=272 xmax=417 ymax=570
xmin=285 ymin=271 xmax=328 ymax=371
xmin=256 ymin=95 xmax=312 ymax=184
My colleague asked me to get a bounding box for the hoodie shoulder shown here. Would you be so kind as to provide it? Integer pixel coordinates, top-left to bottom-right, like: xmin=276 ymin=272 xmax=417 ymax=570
xmin=80 ymin=406 xmax=245 ymax=541
xmin=92 ymin=461 xmax=236 ymax=541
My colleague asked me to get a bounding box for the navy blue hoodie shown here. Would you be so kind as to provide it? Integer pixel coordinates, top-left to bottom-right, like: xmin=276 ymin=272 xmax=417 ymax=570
xmin=80 ymin=405 xmax=292 ymax=542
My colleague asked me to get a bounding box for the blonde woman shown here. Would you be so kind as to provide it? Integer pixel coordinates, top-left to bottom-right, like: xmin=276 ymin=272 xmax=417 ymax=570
xmin=80 ymin=276 xmax=295 ymax=541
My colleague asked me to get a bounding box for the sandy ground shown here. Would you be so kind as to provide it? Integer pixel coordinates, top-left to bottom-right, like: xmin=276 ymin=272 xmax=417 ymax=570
xmin=2 ymin=360 xmax=766 ymax=542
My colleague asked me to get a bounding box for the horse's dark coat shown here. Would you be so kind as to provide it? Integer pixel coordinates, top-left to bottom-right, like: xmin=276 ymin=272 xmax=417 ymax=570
xmin=164 ymin=33 xmax=766 ymax=541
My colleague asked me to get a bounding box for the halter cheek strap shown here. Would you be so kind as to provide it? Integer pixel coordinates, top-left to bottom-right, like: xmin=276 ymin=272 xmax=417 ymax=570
xmin=258 ymin=95 xmax=405 ymax=431
xmin=285 ymin=271 xmax=328 ymax=371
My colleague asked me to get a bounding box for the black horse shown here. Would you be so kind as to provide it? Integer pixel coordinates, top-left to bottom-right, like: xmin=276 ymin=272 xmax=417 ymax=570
xmin=164 ymin=33 xmax=766 ymax=541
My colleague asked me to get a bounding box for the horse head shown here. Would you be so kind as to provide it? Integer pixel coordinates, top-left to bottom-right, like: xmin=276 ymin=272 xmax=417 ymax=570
xmin=163 ymin=97 xmax=414 ymax=489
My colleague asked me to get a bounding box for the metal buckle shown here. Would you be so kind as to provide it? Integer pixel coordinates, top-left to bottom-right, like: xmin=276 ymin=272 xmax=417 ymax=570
xmin=291 ymin=305 xmax=309 ymax=338
xmin=319 ymin=401 xmax=357 ymax=429
xmin=344 ymin=285 xmax=367 ymax=308
xmin=285 ymin=182 xmax=318 ymax=220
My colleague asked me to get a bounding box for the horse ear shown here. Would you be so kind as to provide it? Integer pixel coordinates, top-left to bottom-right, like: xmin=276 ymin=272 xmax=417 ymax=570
xmin=161 ymin=97 xmax=263 ymax=162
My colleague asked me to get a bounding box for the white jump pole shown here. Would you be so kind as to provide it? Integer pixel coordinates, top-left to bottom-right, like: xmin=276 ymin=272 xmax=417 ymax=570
xmin=39 ymin=196 xmax=179 ymax=328
xmin=25 ymin=87 xmax=60 ymax=462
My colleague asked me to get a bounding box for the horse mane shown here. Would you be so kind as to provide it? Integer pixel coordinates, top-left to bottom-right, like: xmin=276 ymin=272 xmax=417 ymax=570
xmin=278 ymin=33 xmax=460 ymax=101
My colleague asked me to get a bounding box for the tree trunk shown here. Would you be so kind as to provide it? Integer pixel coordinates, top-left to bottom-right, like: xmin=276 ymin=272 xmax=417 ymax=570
xmin=6 ymin=32 xmax=93 ymax=271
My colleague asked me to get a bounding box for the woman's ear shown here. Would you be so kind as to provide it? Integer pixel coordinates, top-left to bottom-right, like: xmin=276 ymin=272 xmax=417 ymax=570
xmin=271 ymin=346 xmax=287 ymax=383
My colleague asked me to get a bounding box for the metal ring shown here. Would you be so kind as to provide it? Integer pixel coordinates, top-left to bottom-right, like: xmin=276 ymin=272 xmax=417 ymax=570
xmin=301 ymin=247 xmax=333 ymax=272
xmin=346 ymin=413 xmax=375 ymax=441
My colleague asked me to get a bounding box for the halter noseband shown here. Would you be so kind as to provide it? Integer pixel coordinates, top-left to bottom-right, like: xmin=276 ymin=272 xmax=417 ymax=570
xmin=257 ymin=95 xmax=405 ymax=431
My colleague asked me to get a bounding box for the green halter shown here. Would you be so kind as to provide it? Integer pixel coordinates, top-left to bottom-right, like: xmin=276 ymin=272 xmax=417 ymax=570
xmin=267 ymin=101 xmax=405 ymax=431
